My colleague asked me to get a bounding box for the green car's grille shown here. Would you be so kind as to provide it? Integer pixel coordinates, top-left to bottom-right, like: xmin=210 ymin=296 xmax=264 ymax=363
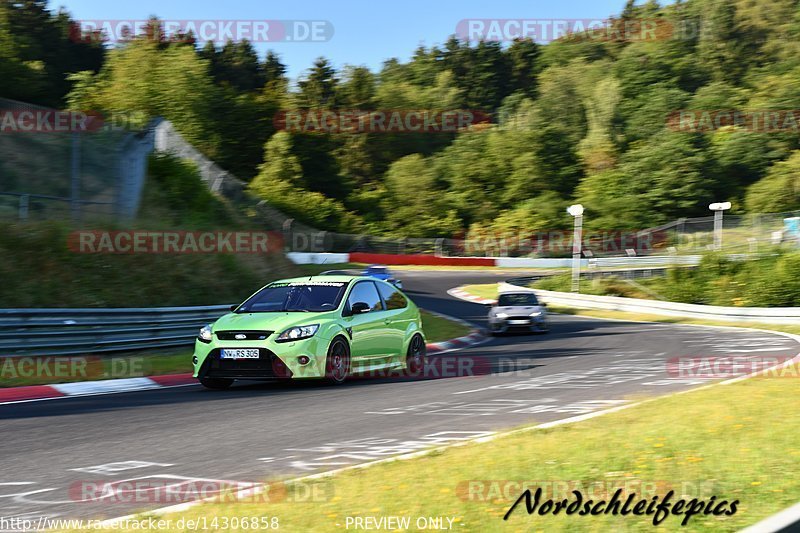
xmin=215 ymin=330 xmax=273 ymax=341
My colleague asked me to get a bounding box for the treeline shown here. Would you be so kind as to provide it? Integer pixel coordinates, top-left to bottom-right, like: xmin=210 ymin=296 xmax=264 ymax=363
xmin=4 ymin=0 xmax=800 ymax=237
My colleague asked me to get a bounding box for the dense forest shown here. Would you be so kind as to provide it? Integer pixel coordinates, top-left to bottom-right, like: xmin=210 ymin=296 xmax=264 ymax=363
xmin=3 ymin=0 xmax=800 ymax=237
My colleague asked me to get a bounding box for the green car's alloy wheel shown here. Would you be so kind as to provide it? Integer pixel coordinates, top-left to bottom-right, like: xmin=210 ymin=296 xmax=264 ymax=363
xmin=406 ymin=334 xmax=426 ymax=376
xmin=326 ymin=337 xmax=351 ymax=384
xmin=199 ymin=377 xmax=234 ymax=390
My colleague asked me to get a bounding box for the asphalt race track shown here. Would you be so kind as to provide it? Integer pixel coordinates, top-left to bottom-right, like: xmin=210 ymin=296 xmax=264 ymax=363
xmin=1 ymin=270 xmax=798 ymax=522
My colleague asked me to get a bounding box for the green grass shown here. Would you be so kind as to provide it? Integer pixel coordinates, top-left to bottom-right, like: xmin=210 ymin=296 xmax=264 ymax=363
xmin=0 ymin=349 xmax=191 ymax=388
xmin=2 ymin=312 xmax=470 ymax=388
xmin=66 ymin=363 xmax=800 ymax=532
xmin=460 ymin=283 xmax=502 ymax=301
xmin=420 ymin=310 xmax=472 ymax=342
xmin=0 ymin=221 xmax=299 ymax=307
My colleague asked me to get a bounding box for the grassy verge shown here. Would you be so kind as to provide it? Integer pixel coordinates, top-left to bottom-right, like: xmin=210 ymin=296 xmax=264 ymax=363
xmin=67 ymin=362 xmax=800 ymax=532
xmin=460 ymin=283 xmax=502 ymax=301
xmin=458 ymin=283 xmax=800 ymax=337
xmin=420 ymin=310 xmax=472 ymax=342
xmin=0 ymin=349 xmax=191 ymax=388
xmin=2 ymin=311 xmax=470 ymax=388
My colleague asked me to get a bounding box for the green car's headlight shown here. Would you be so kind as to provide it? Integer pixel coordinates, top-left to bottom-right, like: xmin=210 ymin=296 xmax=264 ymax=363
xmin=198 ymin=324 xmax=213 ymax=343
xmin=276 ymin=324 xmax=319 ymax=343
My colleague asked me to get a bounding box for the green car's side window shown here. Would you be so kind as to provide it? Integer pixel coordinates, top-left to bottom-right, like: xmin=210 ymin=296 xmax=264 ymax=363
xmin=377 ymin=283 xmax=407 ymax=310
xmin=347 ymin=281 xmax=385 ymax=313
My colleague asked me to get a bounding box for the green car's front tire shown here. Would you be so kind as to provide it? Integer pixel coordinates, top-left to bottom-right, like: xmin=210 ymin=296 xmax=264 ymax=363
xmin=199 ymin=377 xmax=234 ymax=390
xmin=325 ymin=337 xmax=351 ymax=385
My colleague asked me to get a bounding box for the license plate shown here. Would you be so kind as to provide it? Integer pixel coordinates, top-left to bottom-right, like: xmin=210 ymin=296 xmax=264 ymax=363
xmin=220 ymin=349 xmax=260 ymax=359
xmin=509 ymin=320 xmax=530 ymax=325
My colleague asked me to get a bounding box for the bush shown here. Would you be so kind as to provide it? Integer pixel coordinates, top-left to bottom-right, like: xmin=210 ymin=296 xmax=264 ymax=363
xmin=142 ymin=153 xmax=234 ymax=227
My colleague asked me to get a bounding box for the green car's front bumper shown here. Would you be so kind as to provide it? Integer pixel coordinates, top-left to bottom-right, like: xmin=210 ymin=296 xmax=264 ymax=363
xmin=193 ymin=334 xmax=332 ymax=381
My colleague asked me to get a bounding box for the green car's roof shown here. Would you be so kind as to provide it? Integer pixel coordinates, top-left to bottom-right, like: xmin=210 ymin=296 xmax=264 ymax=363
xmin=274 ymin=275 xmax=365 ymax=284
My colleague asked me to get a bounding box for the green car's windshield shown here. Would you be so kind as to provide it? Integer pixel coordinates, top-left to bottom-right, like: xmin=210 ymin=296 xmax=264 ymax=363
xmin=235 ymin=281 xmax=349 ymax=313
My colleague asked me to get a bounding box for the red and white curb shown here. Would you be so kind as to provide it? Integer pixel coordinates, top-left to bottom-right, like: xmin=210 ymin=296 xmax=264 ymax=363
xmin=0 ymin=314 xmax=486 ymax=406
xmin=426 ymin=331 xmax=487 ymax=354
xmin=447 ymin=286 xmax=497 ymax=305
xmin=0 ymin=374 xmax=197 ymax=405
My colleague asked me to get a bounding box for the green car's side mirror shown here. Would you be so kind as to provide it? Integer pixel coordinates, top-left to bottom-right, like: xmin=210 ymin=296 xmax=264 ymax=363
xmin=350 ymin=302 xmax=371 ymax=315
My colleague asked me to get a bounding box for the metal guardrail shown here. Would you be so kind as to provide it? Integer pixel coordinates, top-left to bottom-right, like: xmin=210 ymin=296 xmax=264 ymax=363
xmin=503 ymin=276 xmax=800 ymax=325
xmin=505 ymin=267 xmax=677 ymax=289
xmin=0 ymin=306 xmax=231 ymax=357
xmin=530 ymin=290 xmax=800 ymax=324
xmin=591 ymin=256 xmax=701 ymax=267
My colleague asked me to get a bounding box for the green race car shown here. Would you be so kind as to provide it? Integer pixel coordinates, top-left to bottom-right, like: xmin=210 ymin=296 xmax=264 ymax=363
xmin=193 ymin=275 xmax=426 ymax=389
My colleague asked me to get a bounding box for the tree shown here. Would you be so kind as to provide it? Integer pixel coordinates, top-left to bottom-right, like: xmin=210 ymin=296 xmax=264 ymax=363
xmin=745 ymin=151 xmax=800 ymax=213
xmin=207 ymin=39 xmax=264 ymax=92
xmin=578 ymin=76 xmax=622 ymax=174
xmin=576 ymin=132 xmax=712 ymax=229
xmin=337 ymin=65 xmax=375 ymax=109
xmin=507 ymin=38 xmax=541 ymax=99
xmin=249 ymin=132 xmax=360 ymax=230
xmin=298 ymin=57 xmax=338 ymax=108
xmin=251 ymin=132 xmax=302 ymax=187
xmin=0 ymin=0 xmax=104 ymax=106
xmin=263 ymin=51 xmax=286 ymax=85
xmin=381 ymin=154 xmax=462 ymax=237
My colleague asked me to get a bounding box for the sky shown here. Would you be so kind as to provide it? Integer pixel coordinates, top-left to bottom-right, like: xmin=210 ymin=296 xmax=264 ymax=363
xmin=53 ymin=0 xmax=660 ymax=81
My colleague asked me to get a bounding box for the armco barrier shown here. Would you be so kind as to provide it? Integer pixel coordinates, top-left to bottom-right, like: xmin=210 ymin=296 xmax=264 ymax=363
xmin=287 ymin=251 xmax=706 ymax=268
xmin=0 ymin=306 xmax=231 ymax=357
xmin=286 ymin=252 xmax=350 ymax=264
xmin=348 ymin=252 xmax=495 ymax=266
xmin=502 ymin=285 xmax=800 ymax=325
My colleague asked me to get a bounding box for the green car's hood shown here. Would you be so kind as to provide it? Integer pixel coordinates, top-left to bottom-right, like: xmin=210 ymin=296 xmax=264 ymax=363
xmin=212 ymin=311 xmax=336 ymax=333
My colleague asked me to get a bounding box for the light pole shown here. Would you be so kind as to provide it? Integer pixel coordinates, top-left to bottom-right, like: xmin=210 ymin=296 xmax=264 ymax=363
xmin=567 ymin=204 xmax=585 ymax=293
xmin=709 ymin=202 xmax=731 ymax=251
